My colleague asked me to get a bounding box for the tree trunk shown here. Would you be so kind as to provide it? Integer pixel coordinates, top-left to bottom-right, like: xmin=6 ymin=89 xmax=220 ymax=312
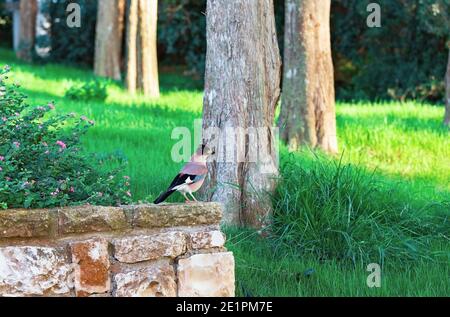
xmin=125 ymin=0 xmax=139 ymax=94
xmin=125 ymin=0 xmax=159 ymax=97
xmin=94 ymin=0 xmax=125 ymax=80
xmin=137 ymin=0 xmax=160 ymax=97
xmin=278 ymin=0 xmax=338 ymax=153
xmin=17 ymin=0 xmax=37 ymax=61
xmin=202 ymin=0 xmax=281 ymax=228
xmin=444 ymin=49 xmax=450 ymax=126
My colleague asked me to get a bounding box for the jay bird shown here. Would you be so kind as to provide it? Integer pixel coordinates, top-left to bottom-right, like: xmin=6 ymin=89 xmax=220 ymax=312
xmin=153 ymin=144 xmax=214 ymax=204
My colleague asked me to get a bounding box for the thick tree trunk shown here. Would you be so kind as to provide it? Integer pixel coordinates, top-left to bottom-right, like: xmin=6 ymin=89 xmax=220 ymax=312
xmin=278 ymin=0 xmax=338 ymax=153
xmin=17 ymin=0 xmax=37 ymax=61
xmin=444 ymin=49 xmax=450 ymax=126
xmin=94 ymin=0 xmax=125 ymax=80
xmin=202 ymin=0 xmax=281 ymax=228
xmin=125 ymin=0 xmax=159 ymax=97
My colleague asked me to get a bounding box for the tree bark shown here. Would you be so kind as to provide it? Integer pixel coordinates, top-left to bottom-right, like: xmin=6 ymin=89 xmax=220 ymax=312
xmin=94 ymin=0 xmax=125 ymax=80
xmin=17 ymin=0 xmax=37 ymax=61
xmin=278 ymin=0 xmax=338 ymax=153
xmin=444 ymin=49 xmax=450 ymax=126
xmin=125 ymin=0 xmax=139 ymax=94
xmin=202 ymin=0 xmax=281 ymax=228
xmin=125 ymin=0 xmax=159 ymax=97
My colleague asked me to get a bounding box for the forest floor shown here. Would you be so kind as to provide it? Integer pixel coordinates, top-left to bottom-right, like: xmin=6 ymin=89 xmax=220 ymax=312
xmin=1 ymin=48 xmax=449 ymax=296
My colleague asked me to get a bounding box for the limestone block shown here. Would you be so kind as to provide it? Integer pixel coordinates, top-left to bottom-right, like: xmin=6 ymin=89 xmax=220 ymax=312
xmin=58 ymin=205 xmax=129 ymax=234
xmin=0 ymin=246 xmax=72 ymax=296
xmin=114 ymin=264 xmax=176 ymax=297
xmin=177 ymin=252 xmax=235 ymax=297
xmin=113 ymin=231 xmax=187 ymax=263
xmin=132 ymin=203 xmax=222 ymax=228
xmin=0 ymin=209 xmax=53 ymax=238
xmin=189 ymin=230 xmax=225 ymax=249
xmin=70 ymin=238 xmax=110 ymax=296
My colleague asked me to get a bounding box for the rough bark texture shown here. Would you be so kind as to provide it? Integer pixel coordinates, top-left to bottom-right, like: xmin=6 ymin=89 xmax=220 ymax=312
xmin=94 ymin=0 xmax=125 ymax=80
xmin=202 ymin=0 xmax=281 ymax=228
xmin=125 ymin=0 xmax=160 ymax=97
xmin=278 ymin=0 xmax=337 ymax=153
xmin=444 ymin=49 xmax=450 ymax=126
xmin=17 ymin=0 xmax=37 ymax=61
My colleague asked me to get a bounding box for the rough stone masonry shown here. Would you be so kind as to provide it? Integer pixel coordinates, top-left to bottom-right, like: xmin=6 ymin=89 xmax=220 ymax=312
xmin=0 ymin=202 xmax=235 ymax=297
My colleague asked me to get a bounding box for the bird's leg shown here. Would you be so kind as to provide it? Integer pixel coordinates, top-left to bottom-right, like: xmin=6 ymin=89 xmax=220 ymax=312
xmin=189 ymin=192 xmax=198 ymax=202
xmin=182 ymin=192 xmax=192 ymax=203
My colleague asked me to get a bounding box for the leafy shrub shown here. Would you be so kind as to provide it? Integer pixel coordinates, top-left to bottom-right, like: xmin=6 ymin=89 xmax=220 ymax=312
xmin=65 ymin=80 xmax=108 ymax=102
xmin=0 ymin=66 xmax=132 ymax=209
xmin=270 ymin=152 xmax=449 ymax=266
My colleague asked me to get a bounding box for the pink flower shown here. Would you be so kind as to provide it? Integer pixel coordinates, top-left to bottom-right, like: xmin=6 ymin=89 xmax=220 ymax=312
xmin=5 ymin=177 xmax=11 ymax=181
xmin=126 ymin=191 xmax=132 ymax=197
xmin=51 ymin=189 xmax=60 ymax=196
xmin=81 ymin=116 xmax=87 ymax=121
xmin=123 ymin=176 xmax=130 ymax=180
xmin=56 ymin=141 xmax=66 ymax=149
xmin=0 ymin=167 xmax=2 ymax=171
xmin=0 ymin=156 xmax=4 ymax=161
xmin=98 ymin=192 xmax=103 ymax=197
xmin=48 ymin=102 xmax=55 ymax=110
xmin=12 ymin=142 xmax=20 ymax=148
xmin=70 ymin=187 xmax=75 ymax=193
xmin=2 ymin=117 xmax=6 ymax=122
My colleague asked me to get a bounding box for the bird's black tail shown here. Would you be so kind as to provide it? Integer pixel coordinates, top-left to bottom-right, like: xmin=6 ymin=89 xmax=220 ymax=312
xmin=153 ymin=189 xmax=175 ymax=204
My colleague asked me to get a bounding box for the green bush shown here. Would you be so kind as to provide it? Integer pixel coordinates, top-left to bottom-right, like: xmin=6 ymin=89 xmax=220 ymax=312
xmin=270 ymin=153 xmax=449 ymax=266
xmin=65 ymin=80 xmax=108 ymax=102
xmin=0 ymin=66 xmax=132 ymax=209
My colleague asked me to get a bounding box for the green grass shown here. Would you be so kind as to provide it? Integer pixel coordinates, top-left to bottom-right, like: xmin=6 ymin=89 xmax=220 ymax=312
xmin=1 ymin=48 xmax=449 ymax=296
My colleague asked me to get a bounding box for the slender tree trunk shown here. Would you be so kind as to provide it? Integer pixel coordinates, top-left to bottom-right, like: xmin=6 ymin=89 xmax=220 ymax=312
xmin=137 ymin=0 xmax=159 ymax=97
xmin=94 ymin=0 xmax=125 ymax=80
xmin=278 ymin=0 xmax=337 ymax=153
xmin=17 ymin=0 xmax=37 ymax=61
xmin=444 ymin=49 xmax=450 ymax=126
xmin=125 ymin=0 xmax=159 ymax=97
xmin=202 ymin=0 xmax=281 ymax=228
xmin=125 ymin=0 xmax=139 ymax=94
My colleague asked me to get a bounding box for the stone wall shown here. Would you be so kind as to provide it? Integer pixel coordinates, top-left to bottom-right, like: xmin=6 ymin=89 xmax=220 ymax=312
xmin=0 ymin=203 xmax=235 ymax=297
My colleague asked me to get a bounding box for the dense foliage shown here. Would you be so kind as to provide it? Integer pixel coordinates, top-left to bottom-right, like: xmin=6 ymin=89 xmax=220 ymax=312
xmin=0 ymin=66 xmax=132 ymax=209
xmin=331 ymin=0 xmax=449 ymax=102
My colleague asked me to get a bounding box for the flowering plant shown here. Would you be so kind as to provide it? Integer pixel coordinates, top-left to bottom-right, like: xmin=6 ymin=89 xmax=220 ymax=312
xmin=0 ymin=66 xmax=132 ymax=209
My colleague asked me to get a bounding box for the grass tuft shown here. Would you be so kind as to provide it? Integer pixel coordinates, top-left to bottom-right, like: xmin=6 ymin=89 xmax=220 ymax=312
xmin=270 ymin=152 xmax=449 ymax=267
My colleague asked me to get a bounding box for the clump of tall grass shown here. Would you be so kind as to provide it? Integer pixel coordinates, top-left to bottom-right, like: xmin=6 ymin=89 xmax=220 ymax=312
xmin=270 ymin=153 xmax=449 ymax=267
